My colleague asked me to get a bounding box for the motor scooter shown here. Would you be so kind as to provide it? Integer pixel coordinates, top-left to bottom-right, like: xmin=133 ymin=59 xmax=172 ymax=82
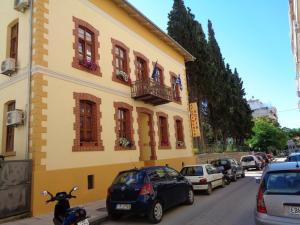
xmin=217 ymin=166 xmax=231 ymax=185
xmin=41 ymin=186 xmax=89 ymax=225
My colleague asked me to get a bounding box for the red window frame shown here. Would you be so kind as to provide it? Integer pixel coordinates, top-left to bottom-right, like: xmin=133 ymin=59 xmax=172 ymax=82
xmin=78 ymin=26 xmax=95 ymax=63
xmin=80 ymin=100 xmax=96 ymax=144
xmin=115 ymin=46 xmax=127 ymax=73
xmin=159 ymin=116 xmax=169 ymax=146
xmin=176 ymin=120 xmax=184 ymax=142
xmin=10 ymin=23 xmax=18 ymax=61
xmin=118 ymin=108 xmax=130 ymax=139
xmin=6 ymin=101 xmax=15 ymax=152
xmin=136 ymin=57 xmax=147 ymax=81
xmin=157 ymin=68 xmax=164 ymax=85
xmin=171 ymin=75 xmax=181 ymax=102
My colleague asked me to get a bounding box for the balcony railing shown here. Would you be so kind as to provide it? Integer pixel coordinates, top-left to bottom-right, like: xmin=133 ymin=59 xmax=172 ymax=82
xmin=131 ymin=78 xmax=173 ymax=105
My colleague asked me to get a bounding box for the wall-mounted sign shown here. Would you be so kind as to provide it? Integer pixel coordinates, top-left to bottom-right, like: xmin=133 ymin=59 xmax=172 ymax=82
xmin=189 ymin=102 xmax=201 ymax=137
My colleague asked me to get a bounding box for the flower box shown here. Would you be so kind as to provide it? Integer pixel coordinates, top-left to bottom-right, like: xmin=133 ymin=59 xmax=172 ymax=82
xmin=116 ymin=70 xmax=130 ymax=83
xmin=79 ymin=59 xmax=98 ymax=71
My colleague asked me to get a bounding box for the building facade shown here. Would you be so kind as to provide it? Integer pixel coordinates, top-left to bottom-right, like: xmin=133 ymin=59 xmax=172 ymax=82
xmin=289 ymin=0 xmax=300 ymax=106
xmin=0 ymin=0 xmax=196 ymax=216
xmin=248 ymin=98 xmax=278 ymax=121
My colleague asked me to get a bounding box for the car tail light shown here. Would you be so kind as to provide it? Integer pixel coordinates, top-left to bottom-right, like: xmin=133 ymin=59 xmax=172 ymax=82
xmin=107 ymin=186 xmax=112 ymax=197
xmin=257 ymin=185 xmax=267 ymax=214
xmin=199 ymin=178 xmax=207 ymax=185
xmin=139 ymin=183 xmax=153 ymax=195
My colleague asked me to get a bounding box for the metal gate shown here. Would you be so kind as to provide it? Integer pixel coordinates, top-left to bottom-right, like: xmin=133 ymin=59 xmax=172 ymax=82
xmin=0 ymin=160 xmax=32 ymax=219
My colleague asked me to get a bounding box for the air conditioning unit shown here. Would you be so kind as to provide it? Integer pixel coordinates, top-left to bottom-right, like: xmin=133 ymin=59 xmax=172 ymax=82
xmin=14 ymin=0 xmax=30 ymax=12
xmin=7 ymin=110 xmax=24 ymax=126
xmin=1 ymin=58 xmax=16 ymax=75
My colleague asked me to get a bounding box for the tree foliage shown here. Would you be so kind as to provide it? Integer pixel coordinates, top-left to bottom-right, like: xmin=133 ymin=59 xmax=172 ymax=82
xmin=167 ymin=0 xmax=253 ymax=145
xmin=246 ymin=118 xmax=288 ymax=153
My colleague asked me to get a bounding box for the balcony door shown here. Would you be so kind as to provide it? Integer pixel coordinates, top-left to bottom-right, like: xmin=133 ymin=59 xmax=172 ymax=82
xmin=136 ymin=57 xmax=147 ymax=81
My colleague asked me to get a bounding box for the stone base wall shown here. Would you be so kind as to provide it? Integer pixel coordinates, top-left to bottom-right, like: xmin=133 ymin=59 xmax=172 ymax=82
xmin=196 ymin=152 xmax=250 ymax=164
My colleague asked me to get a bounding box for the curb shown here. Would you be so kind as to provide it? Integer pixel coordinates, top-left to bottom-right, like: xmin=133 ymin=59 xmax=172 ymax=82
xmin=89 ymin=213 xmax=108 ymax=225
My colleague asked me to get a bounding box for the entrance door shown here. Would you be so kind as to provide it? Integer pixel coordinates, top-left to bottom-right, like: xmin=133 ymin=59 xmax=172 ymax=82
xmin=139 ymin=113 xmax=151 ymax=161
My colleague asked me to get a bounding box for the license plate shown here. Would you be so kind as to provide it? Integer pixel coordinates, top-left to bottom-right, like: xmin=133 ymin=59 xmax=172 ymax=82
xmin=290 ymin=207 xmax=300 ymax=215
xmin=116 ymin=204 xmax=131 ymax=210
xmin=77 ymin=219 xmax=89 ymax=225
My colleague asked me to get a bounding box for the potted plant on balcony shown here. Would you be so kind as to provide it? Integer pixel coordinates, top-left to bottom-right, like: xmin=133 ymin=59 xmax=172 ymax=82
xmin=116 ymin=70 xmax=130 ymax=83
xmin=176 ymin=141 xmax=185 ymax=148
xmin=119 ymin=137 xmax=131 ymax=148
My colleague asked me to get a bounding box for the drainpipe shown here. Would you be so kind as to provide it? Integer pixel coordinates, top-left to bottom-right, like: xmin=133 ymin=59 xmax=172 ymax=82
xmin=25 ymin=0 xmax=33 ymax=160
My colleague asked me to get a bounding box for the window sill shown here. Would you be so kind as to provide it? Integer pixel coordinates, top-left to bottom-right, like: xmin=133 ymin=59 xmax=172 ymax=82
xmin=73 ymin=144 xmax=104 ymax=152
xmin=72 ymin=61 xmax=102 ymax=76
xmin=4 ymin=151 xmax=16 ymax=157
xmin=115 ymin=145 xmax=136 ymax=151
xmin=158 ymin=145 xmax=171 ymax=150
xmin=112 ymin=74 xmax=132 ymax=87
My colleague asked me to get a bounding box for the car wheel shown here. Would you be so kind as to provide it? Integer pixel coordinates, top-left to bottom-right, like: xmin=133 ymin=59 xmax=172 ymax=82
xmin=206 ymin=183 xmax=212 ymax=195
xmin=148 ymin=201 xmax=163 ymax=224
xmin=108 ymin=211 xmax=122 ymax=221
xmin=232 ymin=173 xmax=237 ymax=182
xmin=241 ymin=172 xmax=245 ymax=178
xmin=185 ymin=188 xmax=194 ymax=205
xmin=221 ymin=178 xmax=226 ymax=188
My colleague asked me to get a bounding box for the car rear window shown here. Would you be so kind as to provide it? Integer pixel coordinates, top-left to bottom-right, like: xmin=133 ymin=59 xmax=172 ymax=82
xmin=264 ymin=171 xmax=300 ymax=195
xmin=287 ymin=155 xmax=300 ymax=162
xmin=181 ymin=166 xmax=204 ymax=176
xmin=241 ymin=156 xmax=254 ymax=162
xmin=113 ymin=171 xmax=144 ymax=185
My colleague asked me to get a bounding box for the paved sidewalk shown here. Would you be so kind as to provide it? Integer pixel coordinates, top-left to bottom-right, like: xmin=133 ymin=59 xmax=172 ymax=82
xmin=0 ymin=200 xmax=108 ymax=225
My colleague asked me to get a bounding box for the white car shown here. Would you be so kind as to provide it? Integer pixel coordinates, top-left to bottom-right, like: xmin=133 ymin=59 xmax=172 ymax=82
xmin=240 ymin=155 xmax=262 ymax=170
xmin=180 ymin=164 xmax=225 ymax=195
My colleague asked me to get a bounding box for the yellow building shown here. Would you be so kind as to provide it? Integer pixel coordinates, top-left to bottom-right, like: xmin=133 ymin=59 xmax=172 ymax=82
xmin=0 ymin=0 xmax=195 ymax=216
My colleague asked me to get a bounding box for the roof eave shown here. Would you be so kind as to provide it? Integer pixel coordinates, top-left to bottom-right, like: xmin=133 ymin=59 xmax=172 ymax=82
xmin=111 ymin=0 xmax=195 ymax=62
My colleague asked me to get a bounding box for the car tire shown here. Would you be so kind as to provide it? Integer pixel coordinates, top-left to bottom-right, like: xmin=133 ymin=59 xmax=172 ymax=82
xmin=185 ymin=188 xmax=194 ymax=205
xmin=108 ymin=211 xmax=122 ymax=221
xmin=148 ymin=201 xmax=163 ymax=224
xmin=232 ymin=173 xmax=237 ymax=182
xmin=206 ymin=183 xmax=212 ymax=195
xmin=241 ymin=172 xmax=245 ymax=178
xmin=221 ymin=178 xmax=225 ymax=188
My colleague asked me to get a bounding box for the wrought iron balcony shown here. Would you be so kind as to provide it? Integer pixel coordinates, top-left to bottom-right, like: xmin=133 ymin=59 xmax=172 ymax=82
xmin=131 ymin=78 xmax=173 ymax=105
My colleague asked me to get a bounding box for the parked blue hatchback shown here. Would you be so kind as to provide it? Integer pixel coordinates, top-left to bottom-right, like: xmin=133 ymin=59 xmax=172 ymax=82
xmin=106 ymin=166 xmax=194 ymax=224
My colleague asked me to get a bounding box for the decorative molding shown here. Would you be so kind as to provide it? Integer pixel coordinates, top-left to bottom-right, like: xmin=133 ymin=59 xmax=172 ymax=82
xmin=113 ymin=102 xmax=136 ymax=150
xmin=111 ymin=38 xmax=131 ymax=86
xmin=32 ymin=0 xmax=49 ymax=67
xmin=156 ymin=111 xmax=171 ymax=149
xmin=170 ymin=72 xmax=182 ymax=104
xmin=72 ymin=17 xmax=101 ymax=76
xmin=73 ymin=92 xmax=104 ymax=152
xmin=133 ymin=50 xmax=150 ymax=80
xmin=77 ymin=0 xmax=186 ymax=67
xmin=31 ymin=66 xmax=189 ymax=115
xmin=174 ymin=115 xmax=186 ymax=149
xmin=30 ymin=74 xmax=48 ymax=171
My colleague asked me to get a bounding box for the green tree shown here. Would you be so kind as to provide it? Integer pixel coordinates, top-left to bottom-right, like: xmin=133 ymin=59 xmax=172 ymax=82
xmin=247 ymin=118 xmax=288 ymax=153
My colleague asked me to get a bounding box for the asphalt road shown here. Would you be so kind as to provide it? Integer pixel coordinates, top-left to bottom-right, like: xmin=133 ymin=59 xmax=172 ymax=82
xmin=103 ymin=171 xmax=261 ymax=225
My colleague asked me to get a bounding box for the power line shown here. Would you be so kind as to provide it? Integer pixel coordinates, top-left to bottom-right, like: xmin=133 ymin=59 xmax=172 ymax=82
xmin=278 ymin=108 xmax=299 ymax=113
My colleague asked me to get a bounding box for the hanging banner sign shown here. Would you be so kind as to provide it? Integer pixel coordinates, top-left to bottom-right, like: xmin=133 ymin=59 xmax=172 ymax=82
xmin=189 ymin=102 xmax=201 ymax=137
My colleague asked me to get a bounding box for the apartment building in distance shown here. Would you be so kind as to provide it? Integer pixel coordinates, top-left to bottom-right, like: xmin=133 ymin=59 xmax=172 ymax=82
xmin=248 ymin=98 xmax=278 ymax=121
xmin=0 ymin=0 xmax=196 ymax=216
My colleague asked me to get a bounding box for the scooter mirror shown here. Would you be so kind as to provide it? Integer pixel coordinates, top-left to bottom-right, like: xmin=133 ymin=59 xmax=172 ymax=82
xmin=72 ymin=186 xmax=79 ymax=192
xmin=41 ymin=191 xmax=48 ymax=196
